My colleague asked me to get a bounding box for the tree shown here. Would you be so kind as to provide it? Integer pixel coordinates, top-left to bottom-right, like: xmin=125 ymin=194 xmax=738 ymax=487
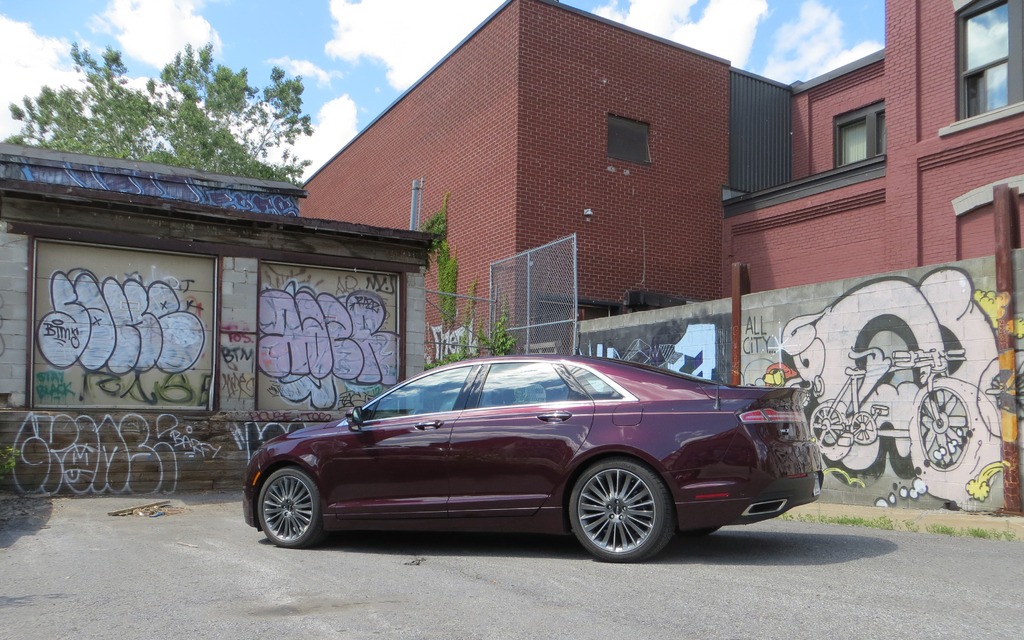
xmin=7 ymin=43 xmax=313 ymax=184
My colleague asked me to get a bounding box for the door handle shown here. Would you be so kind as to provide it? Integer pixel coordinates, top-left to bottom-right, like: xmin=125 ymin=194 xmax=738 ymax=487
xmin=537 ymin=411 xmax=572 ymax=423
xmin=414 ymin=420 xmax=443 ymax=430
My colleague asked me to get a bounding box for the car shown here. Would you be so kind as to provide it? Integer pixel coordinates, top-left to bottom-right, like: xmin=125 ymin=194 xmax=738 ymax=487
xmin=243 ymin=354 xmax=823 ymax=562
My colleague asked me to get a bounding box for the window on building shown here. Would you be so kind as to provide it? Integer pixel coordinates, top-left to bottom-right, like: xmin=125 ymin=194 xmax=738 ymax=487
xmin=607 ymin=115 xmax=650 ymax=164
xmin=835 ymin=102 xmax=886 ymax=167
xmin=959 ymin=0 xmax=1022 ymax=118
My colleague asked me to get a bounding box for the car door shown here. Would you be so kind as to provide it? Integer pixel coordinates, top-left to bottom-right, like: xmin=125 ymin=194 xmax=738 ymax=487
xmin=447 ymin=360 xmax=594 ymax=517
xmin=321 ymin=364 xmax=477 ymax=520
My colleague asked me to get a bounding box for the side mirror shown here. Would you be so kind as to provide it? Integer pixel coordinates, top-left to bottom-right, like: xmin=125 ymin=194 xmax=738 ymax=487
xmin=346 ymin=406 xmax=365 ymax=432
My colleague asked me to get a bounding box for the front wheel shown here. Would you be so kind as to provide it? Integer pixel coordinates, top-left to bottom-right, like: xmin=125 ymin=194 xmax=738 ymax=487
xmin=258 ymin=467 xmax=326 ymax=549
xmin=569 ymin=458 xmax=675 ymax=563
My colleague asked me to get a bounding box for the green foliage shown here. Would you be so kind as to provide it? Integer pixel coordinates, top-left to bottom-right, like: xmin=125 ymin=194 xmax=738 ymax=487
xmin=481 ymin=309 xmax=517 ymax=356
xmin=783 ymin=512 xmax=1018 ymax=541
xmin=421 ymin=193 xmax=458 ymax=324
xmin=7 ymin=43 xmax=313 ymax=184
xmin=0 ymin=446 xmax=17 ymax=479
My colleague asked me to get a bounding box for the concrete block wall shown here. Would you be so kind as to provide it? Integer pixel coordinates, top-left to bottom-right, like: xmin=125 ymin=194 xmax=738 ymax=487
xmin=581 ymin=250 xmax=1024 ymax=512
xmin=0 ymin=223 xmax=28 ymax=408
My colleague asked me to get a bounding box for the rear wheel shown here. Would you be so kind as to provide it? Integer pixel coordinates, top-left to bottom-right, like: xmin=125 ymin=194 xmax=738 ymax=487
xmin=569 ymin=458 xmax=675 ymax=562
xmin=258 ymin=467 xmax=326 ymax=549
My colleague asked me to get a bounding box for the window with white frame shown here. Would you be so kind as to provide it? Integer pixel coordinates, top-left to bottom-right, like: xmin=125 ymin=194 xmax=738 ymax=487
xmin=959 ymin=0 xmax=1023 ymax=118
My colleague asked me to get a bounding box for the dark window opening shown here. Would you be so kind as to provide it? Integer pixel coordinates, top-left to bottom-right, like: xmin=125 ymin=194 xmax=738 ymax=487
xmin=834 ymin=102 xmax=886 ymax=167
xmin=607 ymin=115 xmax=650 ymax=164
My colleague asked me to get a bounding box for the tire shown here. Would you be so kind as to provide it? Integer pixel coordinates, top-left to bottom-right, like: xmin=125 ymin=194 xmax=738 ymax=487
xmin=569 ymin=458 xmax=675 ymax=563
xmin=257 ymin=467 xmax=326 ymax=549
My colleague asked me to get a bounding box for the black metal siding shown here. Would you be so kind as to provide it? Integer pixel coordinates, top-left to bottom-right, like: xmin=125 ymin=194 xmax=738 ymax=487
xmin=729 ymin=71 xmax=792 ymax=194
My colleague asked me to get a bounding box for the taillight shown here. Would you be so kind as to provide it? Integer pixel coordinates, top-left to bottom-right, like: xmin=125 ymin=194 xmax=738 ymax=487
xmin=738 ymin=408 xmax=800 ymax=423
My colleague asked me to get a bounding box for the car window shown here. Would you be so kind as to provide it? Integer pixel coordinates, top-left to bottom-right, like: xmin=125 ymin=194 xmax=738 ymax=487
xmin=477 ymin=362 xmax=584 ymax=408
xmin=568 ymin=366 xmax=624 ymax=400
xmin=367 ymin=366 xmax=473 ymax=419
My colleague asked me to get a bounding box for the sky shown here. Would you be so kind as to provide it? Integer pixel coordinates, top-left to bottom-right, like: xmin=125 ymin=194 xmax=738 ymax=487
xmin=0 ymin=0 xmax=885 ymax=182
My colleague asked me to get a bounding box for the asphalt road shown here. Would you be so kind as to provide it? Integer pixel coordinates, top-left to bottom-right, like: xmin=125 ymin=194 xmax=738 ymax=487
xmin=2 ymin=491 xmax=1022 ymax=640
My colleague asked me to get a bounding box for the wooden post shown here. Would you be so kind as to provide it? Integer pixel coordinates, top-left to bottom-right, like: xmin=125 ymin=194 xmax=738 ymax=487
xmin=993 ymin=184 xmax=1021 ymax=514
xmin=731 ymin=263 xmax=749 ymax=385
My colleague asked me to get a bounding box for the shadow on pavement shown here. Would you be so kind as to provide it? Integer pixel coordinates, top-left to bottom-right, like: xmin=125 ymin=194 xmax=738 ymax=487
xmin=0 ymin=494 xmax=54 ymax=549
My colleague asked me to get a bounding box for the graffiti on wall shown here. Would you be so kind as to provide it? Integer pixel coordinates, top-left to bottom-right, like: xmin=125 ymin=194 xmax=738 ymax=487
xmin=257 ymin=265 xmax=399 ymax=411
xmin=33 ymin=243 xmax=214 ymax=408
xmin=12 ymin=154 xmax=300 ymax=216
xmin=745 ymin=268 xmax=1005 ymax=507
xmin=10 ymin=412 xmax=328 ymax=495
xmin=12 ymin=413 xmax=220 ymax=494
xmin=584 ymin=319 xmax=726 ymax=381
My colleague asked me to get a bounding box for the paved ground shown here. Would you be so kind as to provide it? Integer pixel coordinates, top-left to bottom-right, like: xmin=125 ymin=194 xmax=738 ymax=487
xmin=3 ymin=491 xmax=1024 ymax=639
xmin=2 ymin=491 xmax=1022 ymax=545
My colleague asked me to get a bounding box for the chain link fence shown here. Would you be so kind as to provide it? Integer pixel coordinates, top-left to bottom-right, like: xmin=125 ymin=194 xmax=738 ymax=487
xmin=423 ymin=289 xmax=493 ymax=366
xmin=490 ymin=234 xmax=578 ymax=355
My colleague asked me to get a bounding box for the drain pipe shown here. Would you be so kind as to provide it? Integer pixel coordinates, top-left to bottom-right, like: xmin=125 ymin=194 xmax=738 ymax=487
xmin=409 ymin=177 xmax=424 ymax=230
xmin=994 ymin=183 xmax=1021 ymax=514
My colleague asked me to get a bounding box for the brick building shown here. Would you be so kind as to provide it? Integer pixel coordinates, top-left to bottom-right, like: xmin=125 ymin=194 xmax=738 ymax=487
xmin=304 ymin=0 xmax=731 ymax=317
xmin=725 ymin=0 xmax=1024 ymax=293
xmin=306 ymin=0 xmax=1024 ymax=307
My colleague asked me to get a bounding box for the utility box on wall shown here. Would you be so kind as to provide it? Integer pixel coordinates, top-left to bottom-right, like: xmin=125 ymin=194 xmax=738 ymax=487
xmin=0 ymin=144 xmax=431 ymax=495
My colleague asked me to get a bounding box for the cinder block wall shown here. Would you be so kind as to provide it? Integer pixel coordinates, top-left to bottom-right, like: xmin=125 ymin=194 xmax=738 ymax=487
xmin=582 ymin=250 xmax=1024 ymax=512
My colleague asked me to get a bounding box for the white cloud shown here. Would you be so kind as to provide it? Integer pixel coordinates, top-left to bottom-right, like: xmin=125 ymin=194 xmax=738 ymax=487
xmin=594 ymin=0 xmax=768 ymax=67
xmin=268 ymin=57 xmax=343 ymax=88
xmin=293 ymin=94 xmax=359 ymax=183
xmin=761 ymin=0 xmax=883 ymax=84
xmin=90 ymin=0 xmax=222 ymax=69
xmin=325 ymin=0 xmax=504 ymax=90
xmin=0 ymin=15 xmax=80 ymax=141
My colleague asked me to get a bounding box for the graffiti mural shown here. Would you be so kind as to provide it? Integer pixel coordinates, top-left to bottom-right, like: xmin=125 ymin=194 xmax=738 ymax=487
xmin=746 ymin=268 xmax=1004 ymax=507
xmin=12 ymin=413 xmax=220 ymax=495
xmin=257 ymin=265 xmax=399 ymax=411
xmin=582 ymin=316 xmax=728 ymax=381
xmin=33 ymin=243 xmax=214 ymax=408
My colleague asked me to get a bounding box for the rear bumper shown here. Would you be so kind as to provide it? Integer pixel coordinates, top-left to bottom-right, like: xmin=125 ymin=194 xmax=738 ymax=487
xmin=674 ymin=471 xmax=823 ymax=532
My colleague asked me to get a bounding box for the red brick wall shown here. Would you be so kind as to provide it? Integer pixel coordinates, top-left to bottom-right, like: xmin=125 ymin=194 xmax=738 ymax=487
xmin=304 ymin=0 xmax=730 ymax=305
xmin=884 ymin=0 xmax=1024 ymax=270
xmin=730 ymin=0 xmax=1024 ymax=294
xmin=791 ymin=60 xmax=886 ymax=179
xmin=724 ymin=178 xmax=887 ymax=293
xmin=302 ymin=1 xmax=523 ymax=297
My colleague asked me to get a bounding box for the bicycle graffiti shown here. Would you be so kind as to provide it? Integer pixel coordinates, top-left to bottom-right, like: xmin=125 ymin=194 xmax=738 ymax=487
xmin=751 ymin=268 xmax=1003 ymax=507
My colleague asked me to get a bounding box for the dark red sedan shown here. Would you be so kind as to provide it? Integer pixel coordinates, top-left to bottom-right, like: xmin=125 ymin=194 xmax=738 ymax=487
xmin=243 ymin=355 xmax=823 ymax=562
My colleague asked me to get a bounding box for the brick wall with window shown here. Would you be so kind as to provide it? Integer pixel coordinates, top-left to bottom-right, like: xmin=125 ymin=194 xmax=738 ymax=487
xmin=304 ymin=0 xmax=730 ymax=308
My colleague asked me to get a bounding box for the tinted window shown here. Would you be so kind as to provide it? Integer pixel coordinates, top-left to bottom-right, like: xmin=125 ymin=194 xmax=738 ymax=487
xmin=478 ymin=362 xmax=582 ymax=408
xmin=367 ymin=366 xmax=473 ymax=419
xmin=569 ymin=366 xmax=624 ymax=400
xmin=607 ymin=115 xmax=651 ymax=164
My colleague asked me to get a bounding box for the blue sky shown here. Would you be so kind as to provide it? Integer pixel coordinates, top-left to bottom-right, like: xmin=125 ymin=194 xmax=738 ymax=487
xmin=0 ymin=0 xmax=884 ymax=181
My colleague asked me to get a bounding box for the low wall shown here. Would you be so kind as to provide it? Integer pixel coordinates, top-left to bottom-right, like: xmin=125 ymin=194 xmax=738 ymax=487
xmin=581 ymin=252 xmax=1024 ymax=512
